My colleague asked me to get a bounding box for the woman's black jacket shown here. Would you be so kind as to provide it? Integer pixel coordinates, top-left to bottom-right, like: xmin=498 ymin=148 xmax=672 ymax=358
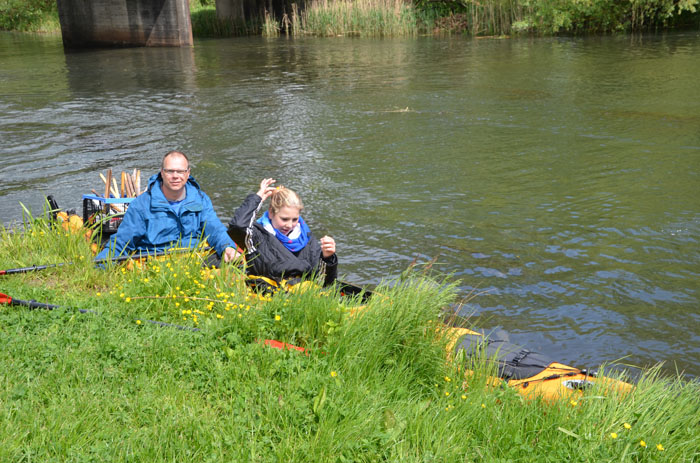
xmin=227 ymin=194 xmax=337 ymax=287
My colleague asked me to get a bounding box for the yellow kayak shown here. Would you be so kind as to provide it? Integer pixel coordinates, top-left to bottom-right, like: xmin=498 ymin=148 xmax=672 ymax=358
xmin=444 ymin=326 xmax=633 ymax=400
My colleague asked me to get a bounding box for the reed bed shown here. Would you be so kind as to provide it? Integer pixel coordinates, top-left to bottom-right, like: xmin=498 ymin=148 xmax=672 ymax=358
xmin=263 ymin=0 xmax=419 ymax=37
xmin=302 ymin=0 xmax=418 ymax=37
xmin=1 ymin=211 xmax=699 ymax=461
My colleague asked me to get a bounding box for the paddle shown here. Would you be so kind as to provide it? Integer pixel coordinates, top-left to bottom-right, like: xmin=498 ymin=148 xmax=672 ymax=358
xmin=94 ymin=246 xmax=215 ymax=266
xmin=0 ymin=291 xmax=199 ymax=332
xmin=0 ymin=262 xmax=72 ymax=276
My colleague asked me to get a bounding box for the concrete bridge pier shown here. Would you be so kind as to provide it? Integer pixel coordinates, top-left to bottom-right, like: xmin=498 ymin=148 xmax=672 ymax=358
xmin=57 ymin=0 xmax=193 ymax=48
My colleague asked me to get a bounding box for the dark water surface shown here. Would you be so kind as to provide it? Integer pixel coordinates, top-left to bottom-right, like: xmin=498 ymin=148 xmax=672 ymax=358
xmin=1 ymin=31 xmax=699 ymax=376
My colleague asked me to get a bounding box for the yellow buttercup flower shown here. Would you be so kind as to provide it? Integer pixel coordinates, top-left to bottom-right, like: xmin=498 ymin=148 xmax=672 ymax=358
xmin=330 ymin=371 xmax=338 ymax=377
xmin=656 ymin=444 xmax=664 ymax=451
xmin=444 ymin=376 xmax=451 ymax=382
xmin=640 ymin=440 xmax=646 ymax=448
xmin=461 ymin=394 xmax=467 ymax=400
xmin=125 ymin=297 xmax=131 ymax=303
xmin=136 ymin=320 xmax=141 ymax=325
xmin=610 ymin=433 xmax=618 ymax=439
xmin=623 ymin=423 xmax=631 ymax=430
xmin=481 ymin=403 xmax=486 ymax=408
xmin=444 ymin=391 xmax=450 ymax=396
xmin=275 ymin=315 xmax=281 ymax=321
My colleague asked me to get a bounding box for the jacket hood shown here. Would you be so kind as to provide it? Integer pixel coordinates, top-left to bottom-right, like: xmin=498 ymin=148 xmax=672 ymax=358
xmin=147 ymin=172 xmax=202 ymax=192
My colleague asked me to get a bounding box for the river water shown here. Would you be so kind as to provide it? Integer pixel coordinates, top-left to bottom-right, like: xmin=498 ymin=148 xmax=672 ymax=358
xmin=1 ymin=31 xmax=699 ymax=377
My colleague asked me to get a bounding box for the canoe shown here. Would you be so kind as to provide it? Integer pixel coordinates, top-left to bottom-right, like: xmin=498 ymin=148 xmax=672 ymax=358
xmin=443 ymin=326 xmax=633 ymax=400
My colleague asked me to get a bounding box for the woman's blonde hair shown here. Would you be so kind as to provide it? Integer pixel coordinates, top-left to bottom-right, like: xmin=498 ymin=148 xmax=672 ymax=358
xmin=269 ymin=187 xmax=303 ymax=215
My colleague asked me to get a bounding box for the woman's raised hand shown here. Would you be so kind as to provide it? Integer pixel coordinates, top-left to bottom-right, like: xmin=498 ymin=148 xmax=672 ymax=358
xmin=256 ymin=178 xmax=277 ymax=200
xmin=320 ymin=236 xmax=336 ymax=258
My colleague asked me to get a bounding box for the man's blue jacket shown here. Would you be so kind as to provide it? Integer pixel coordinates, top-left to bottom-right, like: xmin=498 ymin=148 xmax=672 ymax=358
xmin=95 ymin=173 xmax=235 ymax=261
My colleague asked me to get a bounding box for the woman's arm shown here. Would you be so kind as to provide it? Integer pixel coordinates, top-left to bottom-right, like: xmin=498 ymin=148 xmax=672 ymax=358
xmin=228 ymin=178 xmax=276 ymax=248
xmin=319 ymin=236 xmax=337 ymax=286
xmin=321 ymin=252 xmax=338 ymax=287
xmin=227 ymin=193 xmax=263 ymax=252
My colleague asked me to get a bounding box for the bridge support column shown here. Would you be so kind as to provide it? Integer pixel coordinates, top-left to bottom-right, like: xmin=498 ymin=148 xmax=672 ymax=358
xmin=57 ymin=0 xmax=193 ymax=48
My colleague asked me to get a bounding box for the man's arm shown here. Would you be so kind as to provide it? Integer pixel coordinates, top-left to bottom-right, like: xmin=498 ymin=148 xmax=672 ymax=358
xmin=94 ymin=205 xmax=144 ymax=262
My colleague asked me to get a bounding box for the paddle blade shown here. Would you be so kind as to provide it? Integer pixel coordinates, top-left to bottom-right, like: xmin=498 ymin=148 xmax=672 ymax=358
xmin=0 ymin=293 xmax=13 ymax=305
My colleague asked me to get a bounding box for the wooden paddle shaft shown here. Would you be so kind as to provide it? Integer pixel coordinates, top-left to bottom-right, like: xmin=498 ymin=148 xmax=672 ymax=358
xmin=125 ymin=172 xmax=135 ymax=198
xmin=104 ymin=169 xmax=112 ymax=212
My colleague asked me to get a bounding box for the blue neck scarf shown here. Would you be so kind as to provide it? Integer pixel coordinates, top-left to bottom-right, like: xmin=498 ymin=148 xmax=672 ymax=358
xmin=257 ymin=211 xmax=310 ymax=252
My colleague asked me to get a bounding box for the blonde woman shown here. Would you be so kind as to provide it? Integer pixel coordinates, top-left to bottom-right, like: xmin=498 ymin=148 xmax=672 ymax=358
xmin=228 ymin=178 xmax=337 ymax=287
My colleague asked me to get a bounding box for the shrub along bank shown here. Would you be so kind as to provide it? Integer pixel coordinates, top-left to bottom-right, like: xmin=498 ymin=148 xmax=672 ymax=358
xmin=0 ymin=0 xmax=58 ymax=32
xmin=2 ymin=0 xmax=698 ymax=36
xmin=416 ymin=0 xmax=700 ymax=36
xmin=1 ymin=211 xmax=699 ymax=461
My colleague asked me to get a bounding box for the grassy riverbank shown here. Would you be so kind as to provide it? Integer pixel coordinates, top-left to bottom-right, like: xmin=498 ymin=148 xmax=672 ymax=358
xmin=1 ymin=211 xmax=699 ymax=461
xmin=2 ymin=0 xmax=698 ymax=36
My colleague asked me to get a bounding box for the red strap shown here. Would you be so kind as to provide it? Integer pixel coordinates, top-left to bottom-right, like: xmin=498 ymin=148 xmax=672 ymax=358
xmin=0 ymin=293 xmax=12 ymax=305
xmin=263 ymin=339 xmax=306 ymax=354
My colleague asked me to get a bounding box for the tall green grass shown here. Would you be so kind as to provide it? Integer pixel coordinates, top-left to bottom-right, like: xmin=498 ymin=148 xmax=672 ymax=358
xmin=261 ymin=0 xmax=419 ymax=37
xmin=299 ymin=0 xmax=419 ymax=37
xmin=1 ymin=212 xmax=699 ymax=461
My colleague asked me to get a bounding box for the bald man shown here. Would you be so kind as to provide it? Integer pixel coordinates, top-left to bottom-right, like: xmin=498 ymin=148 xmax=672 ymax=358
xmin=96 ymin=151 xmax=238 ymax=264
